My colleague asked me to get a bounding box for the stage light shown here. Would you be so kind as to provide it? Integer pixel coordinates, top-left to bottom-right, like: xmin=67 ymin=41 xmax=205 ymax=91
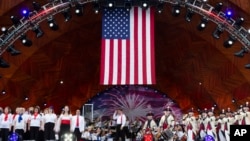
xmin=62 ymin=8 xmax=71 ymax=22
xmin=0 ymin=58 xmax=10 ymax=68
xmin=197 ymin=17 xmax=208 ymax=31
xmin=185 ymin=9 xmax=194 ymax=22
xmin=7 ymin=45 xmax=21 ymax=56
xmin=212 ymin=26 xmax=223 ymax=39
xmin=1 ymin=90 xmax=6 ymax=95
xmin=19 ymin=34 xmax=32 ymax=47
xmin=1 ymin=27 xmax=8 ymax=35
xmin=225 ymin=9 xmax=232 ymax=19
xmin=141 ymin=1 xmax=149 ymax=9
xmin=32 ymin=25 xmax=44 ymax=38
xmin=10 ymin=16 xmax=21 ymax=27
xmin=75 ymin=4 xmax=83 ymax=16
xmin=8 ymin=133 xmax=19 ymax=141
xmin=172 ymin=4 xmax=181 ymax=17
xmin=234 ymin=47 xmax=248 ymax=57
xmin=32 ymin=1 xmax=42 ymax=11
xmin=93 ymin=2 xmax=100 ymax=14
xmin=22 ymin=9 xmax=30 ymax=19
xmin=107 ymin=1 xmax=114 ymax=8
xmin=124 ymin=2 xmax=132 ymax=11
xmin=212 ymin=2 xmax=223 ymax=13
xmin=234 ymin=17 xmax=244 ymax=29
xmin=156 ymin=3 xmax=164 ymax=13
xmin=223 ymin=35 xmax=236 ymax=48
xmin=48 ymin=17 xmax=59 ymax=31
xmin=245 ymin=64 xmax=250 ymax=69
xmin=61 ymin=133 xmax=76 ymax=141
xmin=24 ymin=96 xmax=29 ymax=101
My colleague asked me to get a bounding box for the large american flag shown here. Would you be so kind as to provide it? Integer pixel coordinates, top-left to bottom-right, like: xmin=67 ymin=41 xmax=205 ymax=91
xmin=100 ymin=7 xmax=155 ymax=85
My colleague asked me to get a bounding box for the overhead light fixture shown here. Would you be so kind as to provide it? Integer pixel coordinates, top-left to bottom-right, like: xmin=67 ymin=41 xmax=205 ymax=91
xmin=93 ymin=2 xmax=100 ymax=14
xmin=10 ymin=16 xmax=21 ymax=27
xmin=212 ymin=26 xmax=223 ymax=39
xmin=156 ymin=3 xmax=164 ymax=13
xmin=141 ymin=1 xmax=149 ymax=9
xmin=0 ymin=58 xmax=10 ymax=68
xmin=62 ymin=8 xmax=71 ymax=22
xmin=22 ymin=9 xmax=30 ymax=19
xmin=1 ymin=90 xmax=6 ymax=95
xmin=172 ymin=4 xmax=181 ymax=17
xmin=124 ymin=2 xmax=132 ymax=11
xmin=223 ymin=35 xmax=236 ymax=48
xmin=234 ymin=17 xmax=244 ymax=29
xmin=225 ymin=9 xmax=233 ymax=19
xmin=7 ymin=45 xmax=21 ymax=56
xmin=234 ymin=47 xmax=248 ymax=57
xmin=185 ymin=9 xmax=194 ymax=22
xmin=32 ymin=25 xmax=44 ymax=38
xmin=32 ymin=1 xmax=42 ymax=11
xmin=75 ymin=3 xmax=83 ymax=16
xmin=19 ymin=34 xmax=32 ymax=47
xmin=197 ymin=17 xmax=208 ymax=31
xmin=47 ymin=17 xmax=59 ymax=31
xmin=1 ymin=27 xmax=8 ymax=35
xmin=212 ymin=2 xmax=223 ymax=13
xmin=107 ymin=1 xmax=114 ymax=8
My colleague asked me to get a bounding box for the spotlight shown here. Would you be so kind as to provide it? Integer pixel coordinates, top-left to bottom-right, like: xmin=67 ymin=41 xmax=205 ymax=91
xmin=32 ymin=1 xmax=42 ymax=11
xmin=75 ymin=4 xmax=83 ymax=16
xmin=234 ymin=47 xmax=248 ymax=57
xmin=22 ymin=9 xmax=30 ymax=19
xmin=234 ymin=17 xmax=244 ymax=29
xmin=141 ymin=1 xmax=149 ymax=9
xmin=19 ymin=34 xmax=32 ymax=47
xmin=212 ymin=26 xmax=223 ymax=39
xmin=32 ymin=25 xmax=44 ymax=38
xmin=225 ymin=9 xmax=233 ymax=19
xmin=248 ymin=29 xmax=250 ymax=34
xmin=62 ymin=8 xmax=71 ymax=22
xmin=7 ymin=45 xmax=21 ymax=56
xmin=202 ymin=0 xmax=208 ymax=3
xmin=61 ymin=133 xmax=76 ymax=141
xmin=107 ymin=1 xmax=114 ymax=8
xmin=93 ymin=2 xmax=100 ymax=14
xmin=172 ymin=4 xmax=181 ymax=17
xmin=1 ymin=27 xmax=8 ymax=35
xmin=1 ymin=90 xmax=6 ymax=95
xmin=197 ymin=17 xmax=208 ymax=31
xmin=245 ymin=64 xmax=250 ymax=69
xmin=185 ymin=9 xmax=194 ymax=22
xmin=156 ymin=3 xmax=164 ymax=13
xmin=47 ymin=17 xmax=59 ymax=31
xmin=0 ymin=58 xmax=10 ymax=68
xmin=223 ymin=35 xmax=236 ymax=48
xmin=24 ymin=96 xmax=29 ymax=101
xmin=212 ymin=2 xmax=223 ymax=13
xmin=10 ymin=16 xmax=21 ymax=27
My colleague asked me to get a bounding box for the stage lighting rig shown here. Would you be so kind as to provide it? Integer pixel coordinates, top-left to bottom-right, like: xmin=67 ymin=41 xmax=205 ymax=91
xmin=212 ymin=25 xmax=223 ymax=39
xmin=0 ymin=58 xmax=10 ymax=68
xmin=62 ymin=8 xmax=71 ymax=22
xmin=7 ymin=45 xmax=21 ymax=56
xmin=197 ymin=17 xmax=208 ymax=31
xmin=32 ymin=25 xmax=44 ymax=38
xmin=223 ymin=35 xmax=236 ymax=48
xmin=172 ymin=4 xmax=181 ymax=17
xmin=10 ymin=16 xmax=21 ymax=27
xmin=75 ymin=3 xmax=84 ymax=16
xmin=32 ymin=1 xmax=42 ymax=12
xmin=185 ymin=8 xmax=194 ymax=22
xmin=212 ymin=2 xmax=223 ymax=13
xmin=47 ymin=17 xmax=59 ymax=31
xmin=19 ymin=34 xmax=32 ymax=47
xmin=234 ymin=46 xmax=248 ymax=57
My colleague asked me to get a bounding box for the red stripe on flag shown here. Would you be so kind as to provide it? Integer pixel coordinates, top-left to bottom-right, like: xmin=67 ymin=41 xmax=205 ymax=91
xmin=150 ymin=8 xmax=156 ymax=84
xmin=117 ymin=40 xmax=122 ymax=84
xmin=109 ymin=40 xmax=114 ymax=84
xmin=134 ymin=7 xmax=139 ymax=85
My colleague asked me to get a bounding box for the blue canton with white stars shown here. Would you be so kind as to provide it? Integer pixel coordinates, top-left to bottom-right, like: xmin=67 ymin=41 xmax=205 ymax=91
xmin=102 ymin=8 xmax=130 ymax=39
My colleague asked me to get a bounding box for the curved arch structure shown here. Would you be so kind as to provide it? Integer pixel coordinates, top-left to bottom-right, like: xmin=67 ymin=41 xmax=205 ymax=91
xmin=0 ymin=0 xmax=250 ymax=55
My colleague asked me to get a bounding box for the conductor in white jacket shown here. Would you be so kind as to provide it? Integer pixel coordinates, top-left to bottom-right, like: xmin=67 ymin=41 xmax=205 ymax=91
xmin=71 ymin=109 xmax=85 ymax=141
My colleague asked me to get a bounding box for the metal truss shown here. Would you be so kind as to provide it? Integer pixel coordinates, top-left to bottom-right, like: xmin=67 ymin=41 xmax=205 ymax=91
xmin=0 ymin=0 xmax=250 ymax=56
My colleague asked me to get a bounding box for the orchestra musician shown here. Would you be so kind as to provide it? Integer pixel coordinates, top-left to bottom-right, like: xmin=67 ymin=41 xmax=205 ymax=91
xmin=182 ymin=108 xmax=196 ymax=141
xmin=142 ymin=112 xmax=158 ymax=141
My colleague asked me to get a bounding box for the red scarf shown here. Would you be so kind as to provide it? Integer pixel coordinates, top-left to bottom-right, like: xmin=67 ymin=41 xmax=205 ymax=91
xmin=4 ymin=113 xmax=8 ymax=121
xmin=34 ymin=112 xmax=38 ymax=119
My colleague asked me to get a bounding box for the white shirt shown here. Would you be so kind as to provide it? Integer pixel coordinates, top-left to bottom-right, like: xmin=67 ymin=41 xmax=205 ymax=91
xmin=113 ymin=113 xmax=126 ymax=127
xmin=43 ymin=113 xmax=57 ymax=123
xmin=0 ymin=113 xmax=13 ymax=129
xmin=29 ymin=113 xmax=43 ymax=127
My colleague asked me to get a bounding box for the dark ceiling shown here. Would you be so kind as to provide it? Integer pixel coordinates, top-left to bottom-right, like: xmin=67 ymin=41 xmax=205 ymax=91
xmin=0 ymin=0 xmax=250 ymax=114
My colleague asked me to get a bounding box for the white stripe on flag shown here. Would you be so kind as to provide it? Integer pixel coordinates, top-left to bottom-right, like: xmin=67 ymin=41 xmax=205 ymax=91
xmin=138 ymin=8 xmax=143 ymax=84
xmin=104 ymin=40 xmax=110 ymax=85
xmin=112 ymin=40 xmax=118 ymax=84
xmin=146 ymin=8 xmax=152 ymax=84
xmin=121 ymin=40 xmax=126 ymax=84
xmin=130 ymin=8 xmax=135 ymax=85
